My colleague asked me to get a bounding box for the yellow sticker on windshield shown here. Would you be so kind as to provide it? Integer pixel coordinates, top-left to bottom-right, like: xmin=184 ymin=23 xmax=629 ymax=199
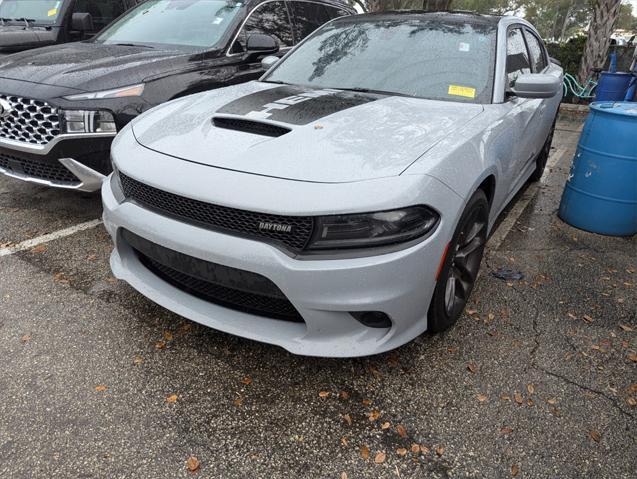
xmin=48 ymin=8 xmax=58 ymax=16
xmin=448 ymin=85 xmax=476 ymax=99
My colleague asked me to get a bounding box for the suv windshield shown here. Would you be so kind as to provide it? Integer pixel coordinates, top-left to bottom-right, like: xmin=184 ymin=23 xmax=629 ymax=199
xmin=95 ymin=0 xmax=242 ymax=49
xmin=266 ymin=15 xmax=497 ymax=104
xmin=0 ymin=0 xmax=62 ymax=24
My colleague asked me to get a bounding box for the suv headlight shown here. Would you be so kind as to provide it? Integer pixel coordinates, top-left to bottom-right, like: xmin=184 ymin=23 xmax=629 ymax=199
xmin=63 ymin=84 xmax=144 ymax=100
xmin=61 ymin=110 xmax=117 ymax=134
xmin=307 ymin=206 xmax=439 ymax=250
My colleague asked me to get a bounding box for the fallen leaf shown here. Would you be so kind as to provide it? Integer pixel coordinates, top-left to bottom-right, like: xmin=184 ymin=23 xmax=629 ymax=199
xmin=527 ymin=399 xmax=534 ymax=407
xmin=340 ymin=436 xmax=349 ymax=446
xmin=447 ymin=346 xmax=458 ymax=353
xmin=435 ymin=446 xmax=444 ymax=457
xmin=343 ymin=414 xmax=352 ymax=426
xmin=133 ymin=356 xmax=143 ymax=365
xmin=368 ymin=366 xmax=382 ymax=379
xmin=339 ymin=391 xmax=350 ymax=400
xmin=368 ymin=410 xmax=381 ymax=421
xmin=626 ymin=398 xmax=636 ymax=407
xmin=527 ymin=384 xmax=535 ymax=395
xmin=30 ymin=244 xmax=46 ymax=254
xmin=186 ymin=456 xmax=200 ymax=472
xmin=488 ymin=312 xmax=495 ymax=321
xmin=628 ymin=353 xmax=637 ymax=363
xmin=362 ymin=399 xmax=372 ymax=406
xmin=514 ymin=392 xmax=523 ymax=405
xmin=241 ymin=377 xmax=252 ymax=385
xmin=567 ymin=312 xmax=578 ymax=320
xmin=583 ymin=315 xmax=594 ymax=323
xmin=380 ymin=422 xmax=391 ymax=430
xmin=500 ymin=394 xmax=511 ymax=401
xmin=53 ymin=272 xmax=69 ymax=283
xmin=619 ymin=324 xmax=634 ymax=332
xmin=233 ymin=396 xmax=243 ymax=407
xmin=396 ymin=424 xmax=407 ymax=438
xmin=95 ymin=385 xmax=108 ymax=392
xmin=319 ymin=391 xmax=330 ymax=398
xmin=360 ymin=445 xmax=369 ymax=460
xmin=500 ymin=426 xmax=513 ymax=434
xmin=163 ymin=331 xmax=173 ymax=341
xmin=467 ymin=363 xmax=478 ymax=374
xmin=589 ymin=431 xmax=601 ymax=442
xmin=20 ymin=335 xmax=31 ymax=342
xmin=477 ymin=394 xmax=488 ymax=402
xmin=396 ymin=448 xmax=407 ymax=456
xmin=629 ymin=384 xmax=637 ymax=393
xmin=340 ymin=473 xmax=348 ymax=479
xmin=511 ymin=464 xmax=519 ymax=477
xmin=155 ymin=341 xmax=166 ymax=350
xmin=166 ymin=394 xmax=178 ymax=404
xmin=547 ymin=398 xmax=558 ymax=405
xmin=374 ymin=452 xmax=386 ymax=464
xmin=86 ymin=254 xmax=97 ymax=261
xmin=420 ymin=445 xmax=430 ymax=454
xmin=466 ymin=308 xmax=478 ymax=316
xmin=411 ymin=444 xmax=420 ymax=453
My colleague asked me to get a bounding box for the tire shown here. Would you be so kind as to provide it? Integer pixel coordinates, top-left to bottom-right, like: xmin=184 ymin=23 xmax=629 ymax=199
xmin=428 ymin=189 xmax=489 ymax=333
xmin=529 ymin=119 xmax=557 ymax=182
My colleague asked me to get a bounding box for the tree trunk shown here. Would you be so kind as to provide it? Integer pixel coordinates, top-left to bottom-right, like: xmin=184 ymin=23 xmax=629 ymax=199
xmin=578 ymin=0 xmax=622 ymax=82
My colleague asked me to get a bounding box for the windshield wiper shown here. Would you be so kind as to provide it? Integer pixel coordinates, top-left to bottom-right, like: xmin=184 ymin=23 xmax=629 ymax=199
xmin=13 ymin=18 xmax=36 ymax=27
xmin=335 ymin=86 xmax=410 ymax=97
xmin=113 ymin=43 xmax=155 ymax=49
xmin=262 ymin=80 xmax=289 ymax=85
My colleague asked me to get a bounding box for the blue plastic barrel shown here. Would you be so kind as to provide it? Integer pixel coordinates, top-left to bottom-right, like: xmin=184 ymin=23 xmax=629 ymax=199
xmin=595 ymin=72 xmax=633 ymax=101
xmin=559 ymin=102 xmax=637 ymax=236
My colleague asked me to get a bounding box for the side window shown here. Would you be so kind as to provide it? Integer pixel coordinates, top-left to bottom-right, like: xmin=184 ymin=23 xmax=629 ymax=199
xmin=288 ymin=1 xmax=330 ymax=42
xmin=233 ymin=1 xmax=294 ymax=53
xmin=506 ymin=28 xmax=531 ymax=88
xmin=523 ymin=30 xmax=548 ymax=73
xmin=325 ymin=6 xmax=352 ymax=19
xmin=73 ymin=0 xmax=128 ymax=32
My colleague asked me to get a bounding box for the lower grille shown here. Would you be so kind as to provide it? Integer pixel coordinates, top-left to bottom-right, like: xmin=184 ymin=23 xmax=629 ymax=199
xmin=123 ymin=230 xmax=303 ymax=323
xmin=119 ymin=173 xmax=314 ymax=251
xmin=0 ymin=152 xmax=78 ymax=183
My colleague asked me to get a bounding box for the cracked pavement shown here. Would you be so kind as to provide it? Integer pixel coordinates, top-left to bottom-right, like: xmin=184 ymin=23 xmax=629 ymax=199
xmin=0 ymin=116 xmax=635 ymax=478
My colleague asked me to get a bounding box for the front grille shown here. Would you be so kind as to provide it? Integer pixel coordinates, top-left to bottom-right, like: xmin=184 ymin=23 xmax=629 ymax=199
xmin=213 ymin=117 xmax=290 ymax=137
xmin=123 ymin=230 xmax=303 ymax=322
xmin=0 ymin=152 xmax=78 ymax=183
xmin=0 ymin=94 xmax=61 ymax=145
xmin=120 ymin=173 xmax=314 ymax=251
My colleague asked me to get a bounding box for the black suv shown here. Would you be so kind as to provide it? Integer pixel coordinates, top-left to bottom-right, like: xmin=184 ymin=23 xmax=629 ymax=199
xmin=0 ymin=0 xmax=354 ymax=191
xmin=0 ymin=0 xmax=141 ymax=54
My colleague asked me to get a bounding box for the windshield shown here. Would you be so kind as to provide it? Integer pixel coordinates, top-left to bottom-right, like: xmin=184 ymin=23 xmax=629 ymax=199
xmin=0 ymin=0 xmax=63 ymax=24
xmin=95 ymin=0 xmax=242 ymax=49
xmin=266 ymin=16 xmax=497 ymax=104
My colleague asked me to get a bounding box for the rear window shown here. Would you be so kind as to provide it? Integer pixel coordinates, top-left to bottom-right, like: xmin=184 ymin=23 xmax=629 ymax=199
xmin=265 ymin=16 xmax=498 ymax=104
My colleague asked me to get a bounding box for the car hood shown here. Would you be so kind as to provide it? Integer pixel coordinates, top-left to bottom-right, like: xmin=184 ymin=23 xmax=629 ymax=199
xmin=132 ymin=82 xmax=484 ymax=184
xmin=0 ymin=41 xmax=197 ymax=92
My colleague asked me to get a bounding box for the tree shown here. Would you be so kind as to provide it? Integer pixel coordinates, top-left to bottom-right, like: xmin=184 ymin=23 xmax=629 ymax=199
xmin=578 ymin=0 xmax=622 ymax=82
xmin=350 ymin=0 xmax=454 ymax=12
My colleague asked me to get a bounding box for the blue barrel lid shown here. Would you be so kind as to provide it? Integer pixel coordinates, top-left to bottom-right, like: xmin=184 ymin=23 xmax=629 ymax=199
xmin=591 ymin=101 xmax=637 ymax=117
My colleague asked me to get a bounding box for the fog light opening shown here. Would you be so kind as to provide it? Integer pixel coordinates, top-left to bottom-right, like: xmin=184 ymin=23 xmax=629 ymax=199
xmin=350 ymin=311 xmax=392 ymax=329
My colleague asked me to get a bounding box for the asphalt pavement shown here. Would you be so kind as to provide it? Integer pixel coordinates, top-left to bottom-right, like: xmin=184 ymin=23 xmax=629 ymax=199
xmin=0 ymin=116 xmax=635 ymax=478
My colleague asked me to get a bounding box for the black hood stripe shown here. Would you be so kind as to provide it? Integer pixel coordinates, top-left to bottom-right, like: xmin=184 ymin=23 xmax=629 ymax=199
xmin=216 ymin=85 xmax=383 ymax=126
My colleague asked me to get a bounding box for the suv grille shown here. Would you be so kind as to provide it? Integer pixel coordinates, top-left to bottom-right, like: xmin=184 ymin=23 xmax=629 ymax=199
xmin=0 ymin=94 xmax=61 ymax=145
xmin=0 ymin=152 xmax=78 ymax=183
xmin=123 ymin=230 xmax=303 ymax=322
xmin=120 ymin=173 xmax=314 ymax=251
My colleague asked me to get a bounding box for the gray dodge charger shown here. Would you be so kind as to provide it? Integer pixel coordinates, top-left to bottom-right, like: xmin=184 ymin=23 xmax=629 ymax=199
xmin=102 ymin=11 xmax=563 ymax=357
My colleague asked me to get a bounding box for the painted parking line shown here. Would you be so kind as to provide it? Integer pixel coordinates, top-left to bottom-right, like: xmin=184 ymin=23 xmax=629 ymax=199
xmin=488 ymin=147 xmax=569 ymax=251
xmin=0 ymin=219 xmax=103 ymax=258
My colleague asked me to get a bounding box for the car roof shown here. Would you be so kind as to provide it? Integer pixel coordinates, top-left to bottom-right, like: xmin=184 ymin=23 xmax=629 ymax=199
xmin=334 ymin=10 xmax=504 ymax=26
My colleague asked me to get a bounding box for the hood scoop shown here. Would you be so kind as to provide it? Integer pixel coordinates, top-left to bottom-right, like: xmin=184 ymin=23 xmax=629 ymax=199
xmin=212 ymin=117 xmax=291 ymax=138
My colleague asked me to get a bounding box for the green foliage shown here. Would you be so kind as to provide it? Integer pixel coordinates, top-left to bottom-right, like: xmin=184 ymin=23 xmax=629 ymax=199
xmin=546 ymin=35 xmax=588 ymax=76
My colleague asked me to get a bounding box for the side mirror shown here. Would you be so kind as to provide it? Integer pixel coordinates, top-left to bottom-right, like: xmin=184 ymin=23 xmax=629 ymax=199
xmin=71 ymin=12 xmax=94 ymax=32
xmin=510 ymin=74 xmax=561 ymax=99
xmin=246 ymin=33 xmax=278 ymax=54
xmin=261 ymin=55 xmax=279 ymax=70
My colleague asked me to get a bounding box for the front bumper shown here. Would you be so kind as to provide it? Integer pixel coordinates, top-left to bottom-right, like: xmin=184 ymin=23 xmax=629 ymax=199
xmin=102 ymin=158 xmax=463 ymax=357
xmin=0 ymin=134 xmax=114 ymax=192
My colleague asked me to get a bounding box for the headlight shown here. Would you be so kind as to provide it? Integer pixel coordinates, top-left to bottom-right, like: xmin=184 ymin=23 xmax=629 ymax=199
xmin=307 ymin=206 xmax=439 ymax=250
xmin=62 ymin=110 xmax=117 ymax=134
xmin=63 ymin=84 xmax=145 ymax=100
xmin=110 ymin=165 xmax=125 ymax=204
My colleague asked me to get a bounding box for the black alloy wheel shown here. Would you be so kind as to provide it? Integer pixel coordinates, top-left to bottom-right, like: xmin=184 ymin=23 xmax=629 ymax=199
xmin=428 ymin=189 xmax=489 ymax=332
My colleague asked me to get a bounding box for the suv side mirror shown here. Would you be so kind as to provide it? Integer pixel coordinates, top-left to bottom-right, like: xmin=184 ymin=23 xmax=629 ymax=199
xmin=71 ymin=12 xmax=94 ymax=33
xmin=510 ymin=74 xmax=561 ymax=99
xmin=261 ymin=55 xmax=279 ymax=70
xmin=246 ymin=34 xmax=279 ymax=54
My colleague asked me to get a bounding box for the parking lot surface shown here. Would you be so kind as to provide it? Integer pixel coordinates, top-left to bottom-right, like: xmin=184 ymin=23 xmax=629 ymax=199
xmin=0 ymin=117 xmax=635 ymax=478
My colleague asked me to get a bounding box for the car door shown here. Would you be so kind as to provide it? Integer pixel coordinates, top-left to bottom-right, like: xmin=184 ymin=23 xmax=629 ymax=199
xmin=501 ymin=26 xmax=540 ymax=195
xmin=224 ymin=1 xmax=295 ymax=86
